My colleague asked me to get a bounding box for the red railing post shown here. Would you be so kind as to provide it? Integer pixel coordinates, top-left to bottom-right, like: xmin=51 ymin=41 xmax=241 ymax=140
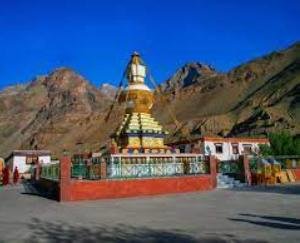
xmin=242 ymin=155 xmax=251 ymax=185
xmin=35 ymin=162 xmax=41 ymax=181
xmin=209 ymin=156 xmax=217 ymax=188
xmin=59 ymin=156 xmax=71 ymax=202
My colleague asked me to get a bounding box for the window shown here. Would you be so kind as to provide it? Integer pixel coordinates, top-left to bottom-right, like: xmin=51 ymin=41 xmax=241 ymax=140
xmin=214 ymin=143 xmax=223 ymax=154
xmin=232 ymin=143 xmax=239 ymax=154
xmin=242 ymin=144 xmax=252 ymax=154
xmin=179 ymin=145 xmax=186 ymax=153
xmin=26 ymin=155 xmax=38 ymax=164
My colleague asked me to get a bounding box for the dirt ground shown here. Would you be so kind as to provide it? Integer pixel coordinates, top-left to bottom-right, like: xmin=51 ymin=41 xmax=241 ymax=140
xmin=0 ymin=183 xmax=300 ymax=242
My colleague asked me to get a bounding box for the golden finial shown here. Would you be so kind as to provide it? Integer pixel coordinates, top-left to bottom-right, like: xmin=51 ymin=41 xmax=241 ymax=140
xmin=131 ymin=51 xmax=141 ymax=65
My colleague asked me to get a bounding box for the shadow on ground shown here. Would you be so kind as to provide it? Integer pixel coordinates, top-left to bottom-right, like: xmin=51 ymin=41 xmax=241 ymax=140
xmin=231 ymin=183 xmax=300 ymax=195
xmin=26 ymin=218 xmax=268 ymax=243
xmin=229 ymin=213 xmax=300 ymax=230
xmin=21 ymin=181 xmax=58 ymax=201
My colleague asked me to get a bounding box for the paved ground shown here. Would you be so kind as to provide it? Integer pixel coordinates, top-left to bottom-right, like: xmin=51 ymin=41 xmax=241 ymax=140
xmin=0 ymin=183 xmax=300 ymax=242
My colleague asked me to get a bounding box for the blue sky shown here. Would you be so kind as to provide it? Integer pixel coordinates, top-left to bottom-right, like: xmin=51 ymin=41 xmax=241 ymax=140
xmin=0 ymin=0 xmax=299 ymax=89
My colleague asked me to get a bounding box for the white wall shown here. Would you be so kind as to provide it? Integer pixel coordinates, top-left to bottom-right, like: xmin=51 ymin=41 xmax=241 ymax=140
xmin=12 ymin=156 xmax=28 ymax=174
xmin=203 ymin=141 xmax=233 ymax=161
xmin=203 ymin=141 xmax=265 ymax=161
xmin=12 ymin=155 xmax=51 ymax=174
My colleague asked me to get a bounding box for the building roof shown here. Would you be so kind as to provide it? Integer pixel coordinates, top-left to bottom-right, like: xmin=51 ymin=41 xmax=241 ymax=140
xmin=201 ymin=136 xmax=269 ymax=143
xmin=167 ymin=136 xmax=269 ymax=145
xmin=8 ymin=150 xmax=51 ymax=157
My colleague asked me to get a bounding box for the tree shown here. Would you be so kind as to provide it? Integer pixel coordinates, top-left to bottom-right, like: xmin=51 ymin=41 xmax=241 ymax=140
xmin=259 ymin=131 xmax=300 ymax=156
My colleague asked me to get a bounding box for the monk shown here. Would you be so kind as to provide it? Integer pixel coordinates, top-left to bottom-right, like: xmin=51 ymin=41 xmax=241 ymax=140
xmin=13 ymin=166 xmax=19 ymax=184
xmin=2 ymin=165 xmax=10 ymax=186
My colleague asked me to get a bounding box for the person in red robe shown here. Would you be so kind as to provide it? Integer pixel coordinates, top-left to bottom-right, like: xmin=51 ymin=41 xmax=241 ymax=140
xmin=13 ymin=166 xmax=19 ymax=184
xmin=2 ymin=165 xmax=10 ymax=186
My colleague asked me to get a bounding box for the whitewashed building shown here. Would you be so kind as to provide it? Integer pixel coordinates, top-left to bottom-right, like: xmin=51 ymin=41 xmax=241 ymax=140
xmin=5 ymin=150 xmax=51 ymax=175
xmin=169 ymin=136 xmax=269 ymax=161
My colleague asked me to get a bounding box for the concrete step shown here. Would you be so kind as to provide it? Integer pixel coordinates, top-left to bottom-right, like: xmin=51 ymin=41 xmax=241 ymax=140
xmin=218 ymin=181 xmax=231 ymax=186
xmin=217 ymin=184 xmax=234 ymax=189
xmin=217 ymin=177 xmax=234 ymax=181
xmin=234 ymin=183 xmax=247 ymax=188
xmin=233 ymin=180 xmax=242 ymax=185
xmin=217 ymin=173 xmax=247 ymax=189
xmin=217 ymin=174 xmax=229 ymax=179
xmin=224 ymin=178 xmax=234 ymax=182
xmin=217 ymin=181 xmax=234 ymax=186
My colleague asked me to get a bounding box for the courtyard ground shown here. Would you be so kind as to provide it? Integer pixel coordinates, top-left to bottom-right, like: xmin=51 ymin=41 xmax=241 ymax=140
xmin=0 ymin=183 xmax=299 ymax=242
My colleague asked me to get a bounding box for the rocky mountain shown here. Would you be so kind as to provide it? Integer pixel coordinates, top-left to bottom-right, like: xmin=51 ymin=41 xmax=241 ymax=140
xmin=154 ymin=42 xmax=300 ymax=142
xmin=0 ymin=42 xmax=299 ymax=157
xmin=0 ymin=68 xmax=121 ymax=157
xmin=159 ymin=62 xmax=217 ymax=92
xmin=99 ymin=83 xmax=117 ymax=99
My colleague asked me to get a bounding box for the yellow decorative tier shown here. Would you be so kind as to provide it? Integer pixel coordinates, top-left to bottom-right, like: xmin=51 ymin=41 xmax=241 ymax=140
xmin=116 ymin=113 xmax=168 ymax=149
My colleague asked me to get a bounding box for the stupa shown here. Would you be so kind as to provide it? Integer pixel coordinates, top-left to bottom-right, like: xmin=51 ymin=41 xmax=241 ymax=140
xmin=114 ymin=52 xmax=170 ymax=154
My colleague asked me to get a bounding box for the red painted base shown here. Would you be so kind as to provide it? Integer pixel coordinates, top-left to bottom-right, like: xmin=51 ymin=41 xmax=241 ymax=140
xmin=62 ymin=175 xmax=214 ymax=201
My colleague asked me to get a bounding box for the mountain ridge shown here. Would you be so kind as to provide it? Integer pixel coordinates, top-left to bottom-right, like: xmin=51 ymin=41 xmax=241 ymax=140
xmin=0 ymin=42 xmax=299 ymax=157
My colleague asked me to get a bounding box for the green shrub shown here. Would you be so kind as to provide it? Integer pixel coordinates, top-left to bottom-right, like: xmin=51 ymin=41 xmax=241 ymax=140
xmin=259 ymin=131 xmax=300 ymax=156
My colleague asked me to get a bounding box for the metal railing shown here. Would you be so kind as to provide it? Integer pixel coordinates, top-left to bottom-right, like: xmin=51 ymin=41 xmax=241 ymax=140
xmin=107 ymin=161 xmax=209 ymax=179
xmin=70 ymin=155 xmax=208 ymax=180
xmin=40 ymin=162 xmax=60 ymax=180
xmin=71 ymin=163 xmax=101 ymax=180
xmin=39 ymin=155 xmax=210 ymax=181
